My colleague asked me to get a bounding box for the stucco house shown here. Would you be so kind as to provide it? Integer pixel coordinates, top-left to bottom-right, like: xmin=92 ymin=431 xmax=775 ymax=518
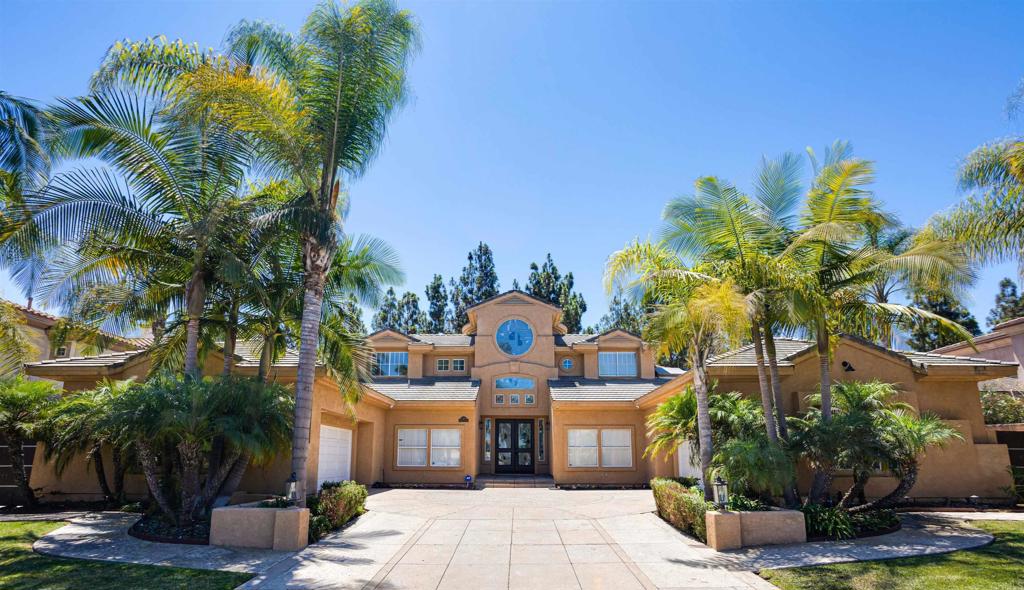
xmin=20 ymin=290 xmax=1019 ymax=503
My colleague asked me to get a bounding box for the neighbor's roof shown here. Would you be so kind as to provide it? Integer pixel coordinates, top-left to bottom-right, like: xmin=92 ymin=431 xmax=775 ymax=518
xmin=548 ymin=378 xmax=669 ymax=402
xmin=25 ymin=350 xmax=146 ymax=369
xmin=232 ymin=340 xmax=300 ymax=367
xmin=409 ymin=333 xmax=475 ymax=347
xmin=365 ymin=378 xmax=480 ymax=401
xmin=901 ymin=349 xmax=1018 ymax=368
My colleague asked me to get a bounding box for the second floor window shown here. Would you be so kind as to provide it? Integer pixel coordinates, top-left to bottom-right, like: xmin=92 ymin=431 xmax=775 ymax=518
xmin=598 ymin=352 xmax=637 ymax=377
xmin=373 ymin=352 xmax=408 ymax=377
xmin=436 ymin=358 xmax=450 ymax=372
xmin=452 ymin=358 xmax=465 ymax=371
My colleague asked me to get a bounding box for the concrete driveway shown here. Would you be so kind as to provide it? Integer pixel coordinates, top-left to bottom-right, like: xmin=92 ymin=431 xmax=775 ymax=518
xmin=241 ymin=487 xmax=771 ymax=590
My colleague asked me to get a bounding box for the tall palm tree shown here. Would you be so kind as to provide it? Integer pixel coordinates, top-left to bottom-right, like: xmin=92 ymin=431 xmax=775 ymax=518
xmin=89 ymin=0 xmax=420 ymax=503
xmin=607 ymin=245 xmax=748 ymax=498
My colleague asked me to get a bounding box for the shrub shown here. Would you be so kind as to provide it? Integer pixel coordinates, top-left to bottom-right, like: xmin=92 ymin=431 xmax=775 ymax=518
xmin=307 ymin=481 xmax=368 ymax=542
xmin=727 ymin=494 xmax=769 ymax=512
xmin=849 ymin=509 xmax=899 ymax=535
xmin=651 ymin=478 xmax=714 ymax=543
xmin=981 ymin=391 xmax=1024 ymax=424
xmin=801 ymin=504 xmax=854 ymax=540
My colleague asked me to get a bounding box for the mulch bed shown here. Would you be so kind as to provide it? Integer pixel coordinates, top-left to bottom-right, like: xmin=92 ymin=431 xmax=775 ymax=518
xmin=128 ymin=515 xmax=210 ymax=545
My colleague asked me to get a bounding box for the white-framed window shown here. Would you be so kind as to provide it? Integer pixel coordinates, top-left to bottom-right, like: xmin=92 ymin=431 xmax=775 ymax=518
xmin=397 ymin=428 xmax=427 ymax=466
xmin=598 ymin=352 xmax=637 ymax=377
xmin=436 ymin=358 xmax=450 ymax=372
xmin=600 ymin=429 xmax=633 ymax=468
xmin=430 ymin=429 xmax=461 ymax=467
xmin=561 ymin=358 xmax=574 ymax=371
xmin=567 ymin=428 xmax=599 ymax=467
xmin=524 ymin=393 xmax=536 ymax=405
xmin=510 ymin=393 xmax=521 ymax=405
xmin=494 ymin=393 xmax=505 ymax=405
xmin=373 ymin=352 xmax=409 ymax=377
xmin=452 ymin=358 xmax=465 ymax=371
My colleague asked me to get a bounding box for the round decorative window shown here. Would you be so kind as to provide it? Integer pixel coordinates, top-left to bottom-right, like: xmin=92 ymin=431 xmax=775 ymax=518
xmin=495 ymin=319 xmax=533 ymax=356
xmin=561 ymin=358 xmax=574 ymax=370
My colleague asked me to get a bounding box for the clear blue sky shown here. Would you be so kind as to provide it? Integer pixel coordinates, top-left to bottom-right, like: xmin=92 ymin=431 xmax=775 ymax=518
xmin=2 ymin=0 xmax=1023 ymax=334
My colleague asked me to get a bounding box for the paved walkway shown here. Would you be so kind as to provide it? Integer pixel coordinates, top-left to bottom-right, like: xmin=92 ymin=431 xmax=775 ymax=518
xmin=23 ymin=492 xmax=1021 ymax=589
xmin=32 ymin=512 xmax=295 ymax=574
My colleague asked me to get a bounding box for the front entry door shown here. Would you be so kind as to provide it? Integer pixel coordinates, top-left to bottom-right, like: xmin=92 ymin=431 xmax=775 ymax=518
xmin=495 ymin=419 xmax=534 ymax=474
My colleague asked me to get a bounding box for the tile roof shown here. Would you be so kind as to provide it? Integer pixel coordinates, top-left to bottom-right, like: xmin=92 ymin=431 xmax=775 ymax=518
xmin=232 ymin=340 xmax=300 ymax=367
xmin=555 ymin=333 xmax=597 ymax=347
xmin=548 ymin=378 xmax=669 ymax=402
xmin=655 ymin=365 xmax=685 ymax=377
xmin=707 ymin=338 xmax=815 ymax=367
xmin=465 ymin=289 xmax=561 ymax=312
xmin=25 ymin=350 xmax=146 ymax=368
xmin=902 ymin=350 xmax=1018 ymax=368
xmin=409 ymin=333 xmax=475 ymax=347
xmin=3 ymin=299 xmax=148 ymax=350
xmin=365 ymin=378 xmax=480 ymax=401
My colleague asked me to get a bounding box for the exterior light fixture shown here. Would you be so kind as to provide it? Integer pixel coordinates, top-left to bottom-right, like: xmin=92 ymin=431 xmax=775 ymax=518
xmin=842 ymin=361 xmax=856 ymax=372
xmin=285 ymin=472 xmax=298 ymax=503
xmin=712 ymin=476 xmax=729 ymax=509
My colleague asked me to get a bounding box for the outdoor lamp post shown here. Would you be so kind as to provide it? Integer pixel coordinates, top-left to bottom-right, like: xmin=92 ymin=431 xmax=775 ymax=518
xmin=285 ymin=472 xmax=298 ymax=503
xmin=712 ymin=476 xmax=729 ymax=509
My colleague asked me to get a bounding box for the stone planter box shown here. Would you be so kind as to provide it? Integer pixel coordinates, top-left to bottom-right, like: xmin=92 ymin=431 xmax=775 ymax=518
xmin=705 ymin=508 xmax=806 ymax=551
xmin=210 ymin=501 xmax=309 ymax=552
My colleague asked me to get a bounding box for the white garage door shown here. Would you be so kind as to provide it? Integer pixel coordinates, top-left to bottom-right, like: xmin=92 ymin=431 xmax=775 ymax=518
xmin=676 ymin=441 xmax=703 ymax=482
xmin=317 ymin=425 xmax=352 ymax=491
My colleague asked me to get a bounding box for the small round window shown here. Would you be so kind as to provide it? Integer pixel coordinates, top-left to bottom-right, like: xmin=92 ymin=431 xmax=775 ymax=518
xmin=561 ymin=358 xmax=574 ymax=371
xmin=496 ymin=319 xmax=533 ymax=356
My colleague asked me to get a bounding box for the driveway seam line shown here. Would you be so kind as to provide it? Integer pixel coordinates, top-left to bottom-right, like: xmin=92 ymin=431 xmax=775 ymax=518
xmin=589 ymin=518 xmax=658 ymax=590
xmin=364 ymin=516 xmax=436 ymax=590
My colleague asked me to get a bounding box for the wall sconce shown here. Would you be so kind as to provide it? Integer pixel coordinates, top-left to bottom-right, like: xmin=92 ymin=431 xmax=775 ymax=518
xmin=458 ymin=416 xmax=469 ymax=423
xmin=842 ymin=361 xmax=856 ymax=372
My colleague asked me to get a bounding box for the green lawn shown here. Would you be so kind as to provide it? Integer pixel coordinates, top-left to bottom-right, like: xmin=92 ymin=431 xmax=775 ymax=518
xmin=761 ymin=520 xmax=1024 ymax=590
xmin=0 ymin=521 xmax=252 ymax=590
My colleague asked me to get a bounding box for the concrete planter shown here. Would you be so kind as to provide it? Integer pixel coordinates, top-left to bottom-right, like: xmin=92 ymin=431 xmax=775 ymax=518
xmin=210 ymin=501 xmax=309 ymax=552
xmin=705 ymin=508 xmax=806 ymax=551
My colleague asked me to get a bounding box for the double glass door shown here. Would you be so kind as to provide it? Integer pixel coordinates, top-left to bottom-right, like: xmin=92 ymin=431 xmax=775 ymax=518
xmin=495 ymin=419 xmax=534 ymax=474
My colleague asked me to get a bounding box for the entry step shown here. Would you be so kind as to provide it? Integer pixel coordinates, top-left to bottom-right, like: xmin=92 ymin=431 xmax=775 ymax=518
xmin=476 ymin=475 xmax=555 ymax=489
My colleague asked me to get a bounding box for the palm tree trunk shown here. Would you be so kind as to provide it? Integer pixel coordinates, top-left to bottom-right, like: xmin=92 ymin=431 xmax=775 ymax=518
xmin=213 ymin=450 xmax=252 ymax=508
xmin=88 ymin=443 xmax=114 ymax=503
xmin=292 ymin=257 xmax=329 ymax=508
xmin=136 ymin=441 xmax=175 ymax=522
xmin=691 ymin=352 xmax=714 ymax=501
xmin=258 ymin=333 xmax=274 ymax=382
xmin=150 ymin=317 xmax=165 ymax=344
xmin=763 ymin=328 xmax=788 ymax=439
xmin=111 ymin=447 xmax=127 ymax=504
xmin=750 ymin=323 xmax=778 ymax=441
xmin=816 ymin=321 xmax=832 ymax=420
xmin=177 ymin=440 xmax=203 ymax=526
xmin=3 ymin=435 xmax=37 ymax=508
xmin=850 ymin=463 xmax=917 ymax=512
xmin=840 ymin=470 xmax=871 ymax=508
xmin=183 ymin=272 xmax=207 ymax=379
xmin=222 ymin=302 xmax=238 ymax=376
xmin=198 ymin=446 xmax=241 ymax=515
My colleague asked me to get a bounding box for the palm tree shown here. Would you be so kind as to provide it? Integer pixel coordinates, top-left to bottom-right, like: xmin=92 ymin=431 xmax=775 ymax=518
xmin=849 ymin=410 xmax=962 ymax=512
xmin=0 ymin=377 xmax=59 ymax=507
xmin=89 ymin=1 xmax=420 ymax=503
xmin=607 ymin=245 xmax=748 ymax=498
xmin=644 ymin=387 xmax=698 ymax=461
xmin=42 ymin=378 xmax=134 ymax=504
xmin=23 ymin=87 xmax=256 ymax=378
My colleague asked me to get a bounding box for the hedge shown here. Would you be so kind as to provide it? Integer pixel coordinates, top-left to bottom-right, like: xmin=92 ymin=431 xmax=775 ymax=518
xmin=307 ymin=480 xmax=368 ymax=543
xmin=650 ymin=477 xmax=714 ymax=543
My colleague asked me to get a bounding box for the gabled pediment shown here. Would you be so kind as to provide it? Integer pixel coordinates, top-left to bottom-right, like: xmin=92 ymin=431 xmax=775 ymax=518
xmin=597 ymin=329 xmax=642 ymax=346
xmin=367 ymin=329 xmax=413 ymax=345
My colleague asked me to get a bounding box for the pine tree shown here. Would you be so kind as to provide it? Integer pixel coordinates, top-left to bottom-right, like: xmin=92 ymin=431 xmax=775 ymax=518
xmin=526 ymin=253 xmax=588 ymax=332
xmin=372 ymin=288 xmax=401 ymax=332
xmin=338 ymin=294 xmax=368 ymax=335
xmin=449 ymin=243 xmax=500 ymax=331
xmin=397 ymin=292 xmax=428 ymax=334
xmin=987 ymin=278 xmax=1024 ymax=328
xmin=907 ymin=293 xmax=981 ymax=351
xmin=424 ymin=274 xmax=448 ymax=333
xmin=593 ymin=290 xmax=645 ymax=335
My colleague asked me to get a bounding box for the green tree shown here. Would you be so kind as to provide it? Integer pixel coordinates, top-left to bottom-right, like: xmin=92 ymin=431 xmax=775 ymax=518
xmin=373 ymin=288 xmax=400 ymax=332
xmin=906 ymin=293 xmax=981 ymax=351
xmin=526 ymin=253 xmax=588 ymax=332
xmin=0 ymin=377 xmax=59 ymax=507
xmin=397 ymin=292 xmax=428 ymax=333
xmin=424 ymin=274 xmax=448 ymax=333
xmin=449 ymin=242 xmax=500 ymax=331
xmin=0 ymin=301 xmax=36 ymax=376
xmin=94 ymin=0 xmax=421 ymax=505
xmin=593 ymin=288 xmax=645 ymax=334
xmin=987 ymin=278 xmax=1024 ymax=327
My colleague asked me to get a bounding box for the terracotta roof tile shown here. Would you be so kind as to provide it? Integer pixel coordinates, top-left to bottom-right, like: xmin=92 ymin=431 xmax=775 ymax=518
xmin=548 ymin=378 xmax=669 ymax=402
